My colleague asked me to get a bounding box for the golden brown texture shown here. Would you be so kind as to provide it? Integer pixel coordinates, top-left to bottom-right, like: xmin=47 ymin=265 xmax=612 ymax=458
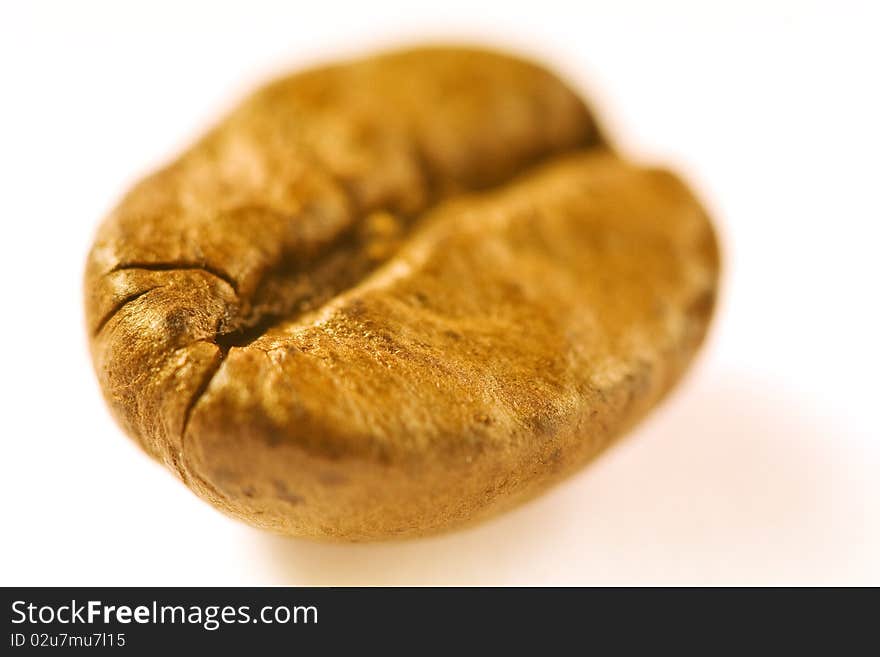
xmin=85 ymin=46 xmax=719 ymax=540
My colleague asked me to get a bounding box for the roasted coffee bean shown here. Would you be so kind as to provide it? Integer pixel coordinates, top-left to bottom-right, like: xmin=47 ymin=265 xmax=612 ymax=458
xmin=85 ymin=47 xmax=719 ymax=540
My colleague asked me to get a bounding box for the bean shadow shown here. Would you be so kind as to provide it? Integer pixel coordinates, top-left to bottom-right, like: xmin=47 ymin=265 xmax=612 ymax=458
xmin=259 ymin=369 xmax=876 ymax=585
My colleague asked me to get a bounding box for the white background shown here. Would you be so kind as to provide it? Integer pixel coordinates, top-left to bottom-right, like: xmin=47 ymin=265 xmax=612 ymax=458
xmin=1 ymin=1 xmax=878 ymax=585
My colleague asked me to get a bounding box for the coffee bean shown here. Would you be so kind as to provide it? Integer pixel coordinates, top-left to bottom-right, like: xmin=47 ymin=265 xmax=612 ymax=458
xmin=85 ymin=47 xmax=718 ymax=540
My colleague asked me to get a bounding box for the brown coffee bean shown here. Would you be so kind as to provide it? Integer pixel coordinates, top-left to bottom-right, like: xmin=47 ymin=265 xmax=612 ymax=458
xmin=85 ymin=46 xmax=718 ymax=540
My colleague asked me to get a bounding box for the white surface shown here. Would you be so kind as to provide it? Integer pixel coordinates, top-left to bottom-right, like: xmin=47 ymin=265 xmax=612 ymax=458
xmin=1 ymin=1 xmax=878 ymax=585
